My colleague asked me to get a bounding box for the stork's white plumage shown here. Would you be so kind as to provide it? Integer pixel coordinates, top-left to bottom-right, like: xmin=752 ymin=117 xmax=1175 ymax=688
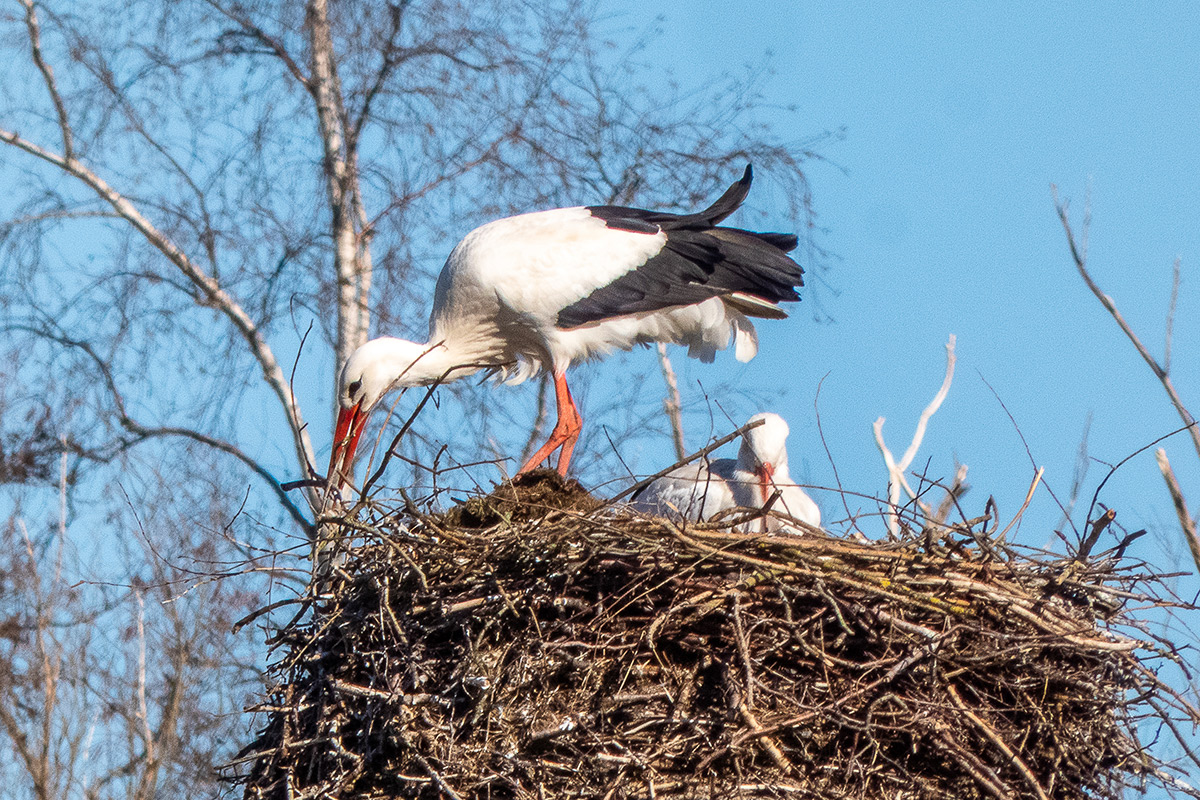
xmin=630 ymin=413 xmax=821 ymax=533
xmin=328 ymin=166 xmax=806 ymax=487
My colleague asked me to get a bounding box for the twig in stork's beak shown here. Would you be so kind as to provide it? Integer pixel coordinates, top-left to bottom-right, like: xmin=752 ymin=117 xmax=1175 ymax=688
xmin=327 ymin=402 xmax=369 ymax=495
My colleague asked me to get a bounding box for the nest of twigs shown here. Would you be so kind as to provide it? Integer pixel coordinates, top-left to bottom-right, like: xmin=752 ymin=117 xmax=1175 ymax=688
xmin=233 ymin=471 xmax=1199 ymax=799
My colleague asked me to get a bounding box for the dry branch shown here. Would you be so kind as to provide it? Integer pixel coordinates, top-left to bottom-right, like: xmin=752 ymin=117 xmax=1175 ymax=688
xmin=1157 ymin=448 xmax=1200 ymax=575
xmin=1054 ymin=189 xmax=1200 ymax=466
xmin=656 ymin=343 xmax=687 ymax=460
xmin=874 ymin=335 xmax=959 ymax=535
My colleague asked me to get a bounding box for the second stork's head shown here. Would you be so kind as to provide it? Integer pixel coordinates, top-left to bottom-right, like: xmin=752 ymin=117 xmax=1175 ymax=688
xmin=738 ymin=412 xmax=791 ymax=503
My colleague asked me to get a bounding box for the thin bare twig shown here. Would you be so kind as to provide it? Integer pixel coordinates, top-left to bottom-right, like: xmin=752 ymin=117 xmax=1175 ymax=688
xmin=207 ymin=0 xmax=311 ymax=89
xmin=1076 ymin=508 xmax=1116 ymax=563
xmin=1054 ymin=187 xmax=1200 ymax=466
xmin=1166 ymin=256 xmax=1181 ymax=374
xmin=931 ymin=463 xmax=969 ymax=526
xmin=874 ymin=335 xmax=957 ymax=535
xmin=814 ymin=373 xmax=858 ymax=532
xmin=520 ymin=375 xmax=551 ymax=466
xmin=656 ymin=343 xmax=686 ymax=460
xmin=1083 ymin=421 xmax=1198 ymax=545
xmin=996 ymin=467 xmax=1044 ymax=543
xmin=20 ymin=0 xmax=72 ymax=161
xmin=1156 ymin=448 xmax=1200 ymax=575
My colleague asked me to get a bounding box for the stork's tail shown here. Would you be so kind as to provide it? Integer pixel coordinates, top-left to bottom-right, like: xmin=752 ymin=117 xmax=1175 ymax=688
xmin=689 ymin=164 xmax=754 ymax=226
xmin=671 ymin=166 xmax=799 ymax=256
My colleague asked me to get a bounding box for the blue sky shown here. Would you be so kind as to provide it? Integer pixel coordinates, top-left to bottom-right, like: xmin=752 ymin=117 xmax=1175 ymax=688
xmin=590 ymin=2 xmax=1200 ymax=583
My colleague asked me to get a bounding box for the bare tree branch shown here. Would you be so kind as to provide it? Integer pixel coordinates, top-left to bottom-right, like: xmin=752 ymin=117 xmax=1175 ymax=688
xmin=20 ymin=0 xmax=72 ymax=162
xmin=656 ymin=342 xmax=686 ymax=460
xmin=1054 ymin=187 xmax=1200 ymax=465
xmin=132 ymin=591 xmax=155 ymax=800
xmin=5 ymin=322 xmax=314 ymax=535
xmin=347 ymin=1 xmax=407 ymax=152
xmin=75 ymin=46 xmax=222 ymax=274
xmin=207 ymin=0 xmax=311 ymax=89
xmin=0 ymin=128 xmax=317 ymax=494
xmin=306 ymin=0 xmax=368 ymax=368
xmin=204 ymin=0 xmax=378 ymax=368
xmin=873 ymin=335 xmax=957 ymax=535
xmin=1156 ymin=447 xmax=1200 ymax=576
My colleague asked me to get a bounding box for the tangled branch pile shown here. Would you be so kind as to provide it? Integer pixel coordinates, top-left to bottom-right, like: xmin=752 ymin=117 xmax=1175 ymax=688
xmin=234 ymin=472 xmax=1199 ymax=799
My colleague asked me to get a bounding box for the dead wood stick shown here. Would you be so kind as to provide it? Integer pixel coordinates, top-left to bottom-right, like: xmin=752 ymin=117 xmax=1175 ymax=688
xmin=1156 ymin=448 xmax=1200 ymax=576
xmin=1076 ymin=508 xmax=1116 ymax=563
xmin=1055 ymin=189 xmax=1200 ymax=467
xmin=947 ymin=684 xmax=1051 ymax=800
xmin=412 ymin=752 xmax=466 ymax=800
xmin=737 ymin=702 xmax=794 ymax=775
xmin=731 ymin=596 xmax=755 ymax=707
xmin=656 ymin=342 xmax=686 ymax=460
xmin=936 ymin=731 xmax=1009 ymax=800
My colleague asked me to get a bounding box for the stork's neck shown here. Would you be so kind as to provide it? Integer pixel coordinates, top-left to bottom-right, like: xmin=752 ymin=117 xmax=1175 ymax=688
xmin=391 ymin=339 xmax=491 ymax=387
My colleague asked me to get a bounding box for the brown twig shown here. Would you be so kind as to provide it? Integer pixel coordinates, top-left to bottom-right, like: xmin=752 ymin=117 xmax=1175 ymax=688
xmin=1054 ymin=187 xmax=1200 ymax=467
xmin=1076 ymin=508 xmax=1116 ymax=563
xmin=1156 ymin=448 xmax=1200 ymax=576
xmin=947 ymin=684 xmax=1051 ymax=800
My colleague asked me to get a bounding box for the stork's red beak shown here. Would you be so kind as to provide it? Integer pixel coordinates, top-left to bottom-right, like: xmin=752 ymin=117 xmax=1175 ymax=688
xmin=328 ymin=403 xmax=369 ymax=494
xmin=757 ymin=462 xmax=776 ymax=533
xmin=757 ymin=461 xmax=776 ymax=505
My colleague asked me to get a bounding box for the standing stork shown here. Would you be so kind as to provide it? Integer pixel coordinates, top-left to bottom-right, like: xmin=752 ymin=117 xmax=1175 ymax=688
xmin=630 ymin=412 xmax=821 ymax=533
xmin=327 ymin=165 xmax=806 ymax=489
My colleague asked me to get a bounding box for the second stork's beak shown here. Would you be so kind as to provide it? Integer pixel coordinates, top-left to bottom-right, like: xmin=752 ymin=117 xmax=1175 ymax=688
xmin=328 ymin=403 xmax=369 ymax=494
xmin=757 ymin=462 xmax=776 ymax=505
xmin=757 ymin=462 xmax=776 ymax=533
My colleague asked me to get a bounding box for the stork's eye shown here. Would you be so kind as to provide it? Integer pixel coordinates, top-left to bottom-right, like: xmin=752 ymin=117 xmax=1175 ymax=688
xmin=347 ymin=379 xmax=362 ymax=398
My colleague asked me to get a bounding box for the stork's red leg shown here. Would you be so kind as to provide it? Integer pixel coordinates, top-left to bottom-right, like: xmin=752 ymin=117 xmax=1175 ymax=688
xmin=553 ymin=379 xmax=583 ymax=475
xmin=517 ymin=371 xmax=583 ymax=476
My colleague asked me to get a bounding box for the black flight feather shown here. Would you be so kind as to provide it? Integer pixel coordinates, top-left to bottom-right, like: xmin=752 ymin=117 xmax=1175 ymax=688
xmin=557 ymin=165 xmax=804 ymax=329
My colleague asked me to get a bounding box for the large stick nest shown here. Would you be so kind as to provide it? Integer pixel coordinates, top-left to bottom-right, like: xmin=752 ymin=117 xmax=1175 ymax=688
xmin=232 ymin=472 xmax=1200 ymax=799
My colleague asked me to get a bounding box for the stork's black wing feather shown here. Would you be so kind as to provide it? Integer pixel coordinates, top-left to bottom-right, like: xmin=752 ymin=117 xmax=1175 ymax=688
xmin=587 ymin=165 xmax=755 ymax=232
xmin=556 ymin=165 xmax=805 ymax=329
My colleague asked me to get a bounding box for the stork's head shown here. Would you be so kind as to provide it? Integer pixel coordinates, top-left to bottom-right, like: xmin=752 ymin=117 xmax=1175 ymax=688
xmin=738 ymin=412 xmax=791 ymax=503
xmin=327 ymin=337 xmax=441 ymax=492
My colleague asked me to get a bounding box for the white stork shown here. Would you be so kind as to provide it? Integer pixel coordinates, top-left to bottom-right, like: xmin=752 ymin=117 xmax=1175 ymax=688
xmin=328 ymin=166 xmax=806 ymax=488
xmin=630 ymin=412 xmax=821 ymax=533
